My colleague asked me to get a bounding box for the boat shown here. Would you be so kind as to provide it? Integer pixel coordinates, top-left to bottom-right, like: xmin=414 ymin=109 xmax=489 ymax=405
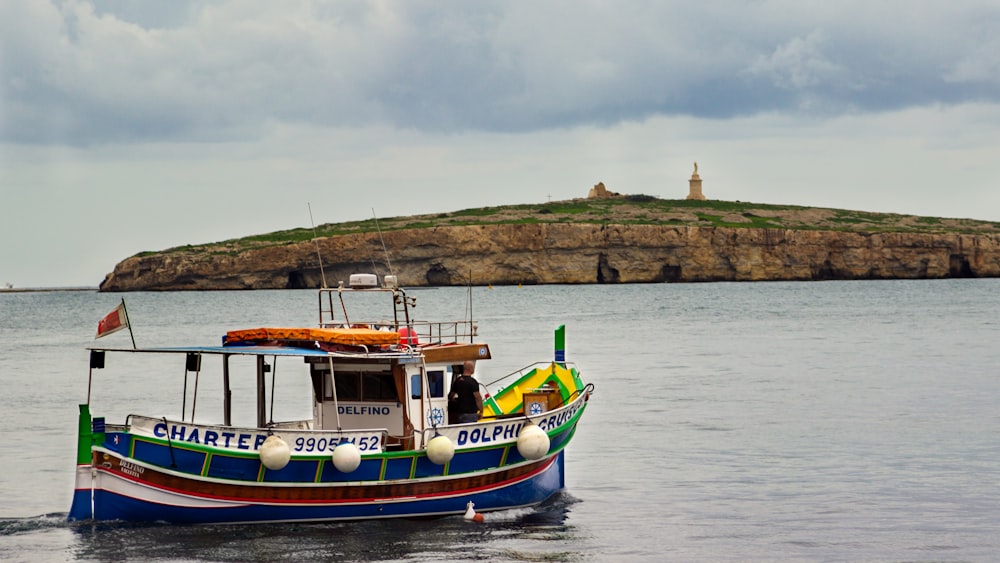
xmin=68 ymin=274 xmax=594 ymax=524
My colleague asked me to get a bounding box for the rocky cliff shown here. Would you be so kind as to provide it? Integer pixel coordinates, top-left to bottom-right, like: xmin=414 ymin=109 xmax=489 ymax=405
xmin=99 ymin=224 xmax=1000 ymax=291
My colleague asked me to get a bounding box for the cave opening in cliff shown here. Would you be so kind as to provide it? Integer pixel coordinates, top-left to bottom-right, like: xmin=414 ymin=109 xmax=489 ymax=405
xmin=287 ymin=271 xmax=309 ymax=289
xmin=658 ymin=264 xmax=682 ymax=282
xmin=949 ymin=254 xmax=974 ymax=278
xmin=596 ymin=254 xmax=620 ymax=284
xmin=426 ymin=264 xmax=452 ymax=286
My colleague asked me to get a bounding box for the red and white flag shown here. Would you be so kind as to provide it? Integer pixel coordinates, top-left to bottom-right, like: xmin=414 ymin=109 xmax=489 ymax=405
xmin=96 ymin=302 xmax=128 ymax=338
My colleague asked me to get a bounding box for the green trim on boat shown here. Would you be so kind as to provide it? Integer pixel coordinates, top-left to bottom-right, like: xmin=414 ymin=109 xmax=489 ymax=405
xmin=76 ymin=404 xmax=92 ymax=465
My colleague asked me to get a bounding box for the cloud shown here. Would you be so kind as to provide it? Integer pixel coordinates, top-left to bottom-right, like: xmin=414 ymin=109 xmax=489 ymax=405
xmin=747 ymin=30 xmax=841 ymax=91
xmin=3 ymin=0 xmax=999 ymax=146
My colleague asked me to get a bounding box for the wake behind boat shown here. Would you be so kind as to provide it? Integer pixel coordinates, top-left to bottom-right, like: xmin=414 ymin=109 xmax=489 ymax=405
xmin=68 ymin=275 xmax=593 ymax=524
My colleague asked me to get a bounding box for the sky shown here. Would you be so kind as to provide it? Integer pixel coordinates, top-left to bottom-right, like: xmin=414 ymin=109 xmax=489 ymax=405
xmin=2 ymin=1 xmax=999 ymax=288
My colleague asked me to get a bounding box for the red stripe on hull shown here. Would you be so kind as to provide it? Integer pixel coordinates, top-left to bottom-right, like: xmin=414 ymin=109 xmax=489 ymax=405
xmin=92 ymin=451 xmax=556 ymax=505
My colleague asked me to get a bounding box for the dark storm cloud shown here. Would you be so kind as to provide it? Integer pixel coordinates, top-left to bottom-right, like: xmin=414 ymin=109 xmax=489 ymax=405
xmin=1 ymin=1 xmax=998 ymax=145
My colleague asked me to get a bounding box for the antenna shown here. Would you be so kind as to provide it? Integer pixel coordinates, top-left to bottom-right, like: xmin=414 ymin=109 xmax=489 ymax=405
xmin=308 ymin=203 xmax=328 ymax=288
xmin=366 ymin=245 xmax=382 ymax=278
xmin=372 ymin=208 xmax=394 ymax=277
xmin=466 ymin=268 xmax=474 ymax=343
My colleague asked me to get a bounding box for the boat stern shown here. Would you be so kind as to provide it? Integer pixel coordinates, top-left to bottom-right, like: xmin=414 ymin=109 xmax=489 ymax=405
xmin=68 ymin=404 xmax=100 ymax=522
xmin=67 ymin=465 xmax=95 ymax=522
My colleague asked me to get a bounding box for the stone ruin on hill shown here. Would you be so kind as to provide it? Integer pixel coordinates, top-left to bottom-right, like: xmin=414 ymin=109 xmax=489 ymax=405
xmin=587 ymin=182 xmax=619 ymax=199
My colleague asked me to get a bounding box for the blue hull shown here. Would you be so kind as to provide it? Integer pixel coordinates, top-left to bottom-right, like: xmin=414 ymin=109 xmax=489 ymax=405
xmin=69 ymin=451 xmax=565 ymax=524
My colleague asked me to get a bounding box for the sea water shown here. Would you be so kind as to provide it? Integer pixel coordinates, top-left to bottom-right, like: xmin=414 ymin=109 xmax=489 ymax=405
xmin=1 ymin=280 xmax=999 ymax=561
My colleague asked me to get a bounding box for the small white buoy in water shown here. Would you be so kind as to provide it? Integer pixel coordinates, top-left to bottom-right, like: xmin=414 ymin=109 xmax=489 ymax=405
xmin=516 ymin=422 xmax=550 ymax=460
xmin=464 ymin=501 xmax=484 ymax=523
xmin=259 ymin=435 xmax=291 ymax=470
xmin=426 ymin=434 xmax=455 ymax=465
xmin=332 ymin=441 xmax=361 ymax=473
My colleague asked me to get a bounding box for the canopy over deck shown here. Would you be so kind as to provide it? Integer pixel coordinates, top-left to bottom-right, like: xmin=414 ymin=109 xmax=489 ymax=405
xmin=87 ymin=345 xmax=335 ymax=357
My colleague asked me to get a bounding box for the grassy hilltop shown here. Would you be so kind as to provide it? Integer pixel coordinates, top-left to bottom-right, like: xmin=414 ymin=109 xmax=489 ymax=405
xmin=150 ymin=197 xmax=1000 ymax=257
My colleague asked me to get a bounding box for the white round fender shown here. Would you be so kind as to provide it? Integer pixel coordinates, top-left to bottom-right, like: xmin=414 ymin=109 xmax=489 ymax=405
xmin=426 ymin=434 xmax=455 ymax=465
xmin=332 ymin=441 xmax=362 ymax=473
xmin=259 ymin=435 xmax=291 ymax=470
xmin=516 ymin=423 xmax=550 ymax=460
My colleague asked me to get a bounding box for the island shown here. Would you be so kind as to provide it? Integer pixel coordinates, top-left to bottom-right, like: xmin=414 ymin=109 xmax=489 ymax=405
xmin=98 ymin=197 xmax=1000 ymax=291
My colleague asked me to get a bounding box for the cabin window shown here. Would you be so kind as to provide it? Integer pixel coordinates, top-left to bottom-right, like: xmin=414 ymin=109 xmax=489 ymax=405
xmin=321 ymin=370 xmax=396 ymax=402
xmin=332 ymin=372 xmax=360 ymax=401
xmin=409 ymin=370 xmax=444 ymax=399
xmin=427 ymin=370 xmax=444 ymax=398
xmin=410 ymin=373 xmax=421 ymax=399
xmin=362 ymin=372 xmax=397 ymax=401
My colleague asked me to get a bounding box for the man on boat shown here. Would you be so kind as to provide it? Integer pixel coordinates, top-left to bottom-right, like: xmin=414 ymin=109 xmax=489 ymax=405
xmin=450 ymin=360 xmax=483 ymax=423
